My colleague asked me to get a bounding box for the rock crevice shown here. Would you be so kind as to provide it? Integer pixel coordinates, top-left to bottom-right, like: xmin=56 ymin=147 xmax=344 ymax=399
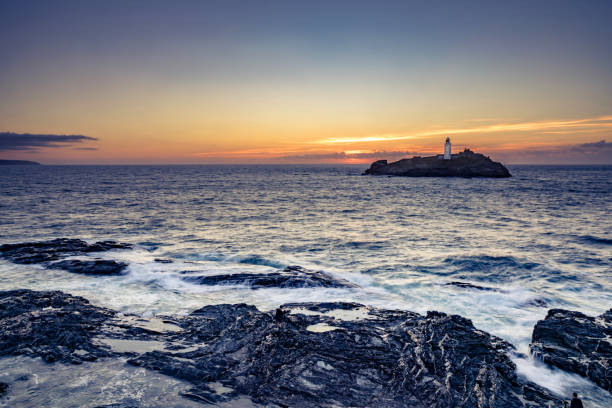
xmin=0 ymin=289 xmax=560 ymax=407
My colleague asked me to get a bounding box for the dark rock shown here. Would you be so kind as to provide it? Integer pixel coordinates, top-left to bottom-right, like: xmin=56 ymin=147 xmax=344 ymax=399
xmin=363 ymin=149 xmax=511 ymax=178
xmin=0 ymin=238 xmax=132 ymax=265
xmin=1 ymin=289 xmax=560 ymax=407
xmin=181 ymin=265 xmax=358 ymax=289
xmin=521 ymin=298 xmax=548 ymax=308
xmin=129 ymin=302 xmax=558 ymax=407
xmin=531 ymin=308 xmax=612 ymax=391
xmin=93 ymin=405 xmax=138 ymax=408
xmin=47 ymin=259 xmax=128 ymax=275
xmin=154 ymin=258 xmax=173 ymax=263
xmin=0 ymin=381 xmax=8 ymax=397
xmin=445 ymin=281 xmax=501 ymax=292
xmin=0 ymin=289 xmax=115 ymax=363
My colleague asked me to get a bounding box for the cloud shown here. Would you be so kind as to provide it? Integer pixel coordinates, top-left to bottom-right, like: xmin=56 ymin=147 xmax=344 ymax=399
xmin=494 ymin=140 xmax=612 ymax=164
xmin=277 ymin=141 xmax=612 ymax=164
xmin=314 ymin=115 xmax=612 ymax=144
xmin=567 ymin=139 xmax=611 ymax=152
xmin=279 ymin=150 xmax=424 ymax=161
xmin=0 ymin=132 xmax=97 ymax=151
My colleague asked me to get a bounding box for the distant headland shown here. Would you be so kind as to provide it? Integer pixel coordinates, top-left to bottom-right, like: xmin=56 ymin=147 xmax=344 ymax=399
xmin=0 ymin=160 xmax=41 ymax=166
xmin=363 ymin=138 xmax=511 ymax=178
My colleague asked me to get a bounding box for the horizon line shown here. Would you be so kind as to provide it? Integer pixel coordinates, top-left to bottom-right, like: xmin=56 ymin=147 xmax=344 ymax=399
xmin=3 ymin=162 xmax=612 ymax=166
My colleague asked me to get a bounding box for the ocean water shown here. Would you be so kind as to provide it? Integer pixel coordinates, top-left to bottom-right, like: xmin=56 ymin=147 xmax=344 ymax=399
xmin=0 ymin=164 xmax=611 ymax=406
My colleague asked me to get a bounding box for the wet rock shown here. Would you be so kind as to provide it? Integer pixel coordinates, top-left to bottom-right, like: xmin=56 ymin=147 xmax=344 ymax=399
xmin=363 ymin=149 xmax=511 ymax=178
xmin=94 ymin=405 xmax=138 ymax=408
xmin=531 ymin=308 xmax=612 ymax=392
xmin=154 ymin=258 xmax=173 ymax=264
xmin=1 ymin=289 xmax=560 ymax=407
xmin=47 ymin=260 xmax=128 ymax=275
xmin=520 ymin=298 xmax=548 ymax=308
xmin=181 ymin=265 xmax=358 ymax=289
xmin=444 ymin=281 xmax=501 ymax=292
xmin=129 ymin=302 xmax=558 ymax=407
xmin=0 ymin=289 xmax=115 ymax=363
xmin=0 ymin=381 xmax=8 ymax=397
xmin=0 ymin=238 xmax=131 ymax=265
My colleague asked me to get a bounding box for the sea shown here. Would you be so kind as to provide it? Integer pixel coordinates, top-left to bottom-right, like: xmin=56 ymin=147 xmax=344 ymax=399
xmin=0 ymin=164 xmax=610 ymax=407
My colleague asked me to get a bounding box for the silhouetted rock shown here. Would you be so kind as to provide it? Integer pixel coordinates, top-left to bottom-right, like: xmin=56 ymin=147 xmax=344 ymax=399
xmin=0 ymin=238 xmax=132 ymax=265
xmin=364 ymin=149 xmax=511 ymax=178
xmin=181 ymin=265 xmax=358 ymax=289
xmin=47 ymin=260 xmax=128 ymax=275
xmin=531 ymin=308 xmax=612 ymax=392
xmin=0 ymin=382 xmax=8 ymax=397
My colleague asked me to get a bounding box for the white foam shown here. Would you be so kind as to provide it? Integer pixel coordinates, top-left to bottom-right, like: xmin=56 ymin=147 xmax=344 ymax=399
xmin=513 ymin=356 xmax=612 ymax=407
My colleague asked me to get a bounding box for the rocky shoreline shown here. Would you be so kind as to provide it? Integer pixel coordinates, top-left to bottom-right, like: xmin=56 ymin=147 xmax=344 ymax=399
xmin=0 ymin=239 xmax=610 ymax=406
xmin=1 ymin=288 xmax=562 ymax=407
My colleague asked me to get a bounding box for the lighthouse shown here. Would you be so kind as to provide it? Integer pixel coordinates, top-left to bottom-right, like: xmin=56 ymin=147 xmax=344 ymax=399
xmin=444 ymin=137 xmax=451 ymax=159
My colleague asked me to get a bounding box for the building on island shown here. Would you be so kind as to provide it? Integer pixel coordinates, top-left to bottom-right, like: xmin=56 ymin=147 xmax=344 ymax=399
xmin=444 ymin=137 xmax=451 ymax=159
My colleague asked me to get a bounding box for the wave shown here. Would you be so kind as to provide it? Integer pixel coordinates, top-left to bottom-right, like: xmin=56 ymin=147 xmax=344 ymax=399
xmin=337 ymin=241 xmax=387 ymax=250
xmin=233 ymin=254 xmax=286 ymax=269
xmin=579 ymin=235 xmax=612 ymax=246
xmin=411 ymin=255 xmax=551 ymax=283
xmin=443 ymin=255 xmax=540 ymax=272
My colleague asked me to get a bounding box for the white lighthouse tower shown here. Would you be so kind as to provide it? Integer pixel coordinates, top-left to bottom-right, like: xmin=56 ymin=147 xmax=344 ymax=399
xmin=444 ymin=137 xmax=451 ymax=159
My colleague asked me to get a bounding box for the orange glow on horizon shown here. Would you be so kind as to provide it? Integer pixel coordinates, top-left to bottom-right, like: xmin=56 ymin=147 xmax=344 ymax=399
xmin=2 ymin=114 xmax=610 ymax=164
xmin=313 ymin=115 xmax=612 ymax=145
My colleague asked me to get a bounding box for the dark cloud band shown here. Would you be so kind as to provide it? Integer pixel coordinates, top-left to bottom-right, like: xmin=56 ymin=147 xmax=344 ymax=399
xmin=0 ymin=132 xmax=97 ymax=151
xmin=280 ymin=150 xmax=424 ymax=161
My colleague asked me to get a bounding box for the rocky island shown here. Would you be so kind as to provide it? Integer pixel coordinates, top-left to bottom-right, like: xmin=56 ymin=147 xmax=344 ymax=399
xmin=364 ymin=138 xmax=511 ymax=178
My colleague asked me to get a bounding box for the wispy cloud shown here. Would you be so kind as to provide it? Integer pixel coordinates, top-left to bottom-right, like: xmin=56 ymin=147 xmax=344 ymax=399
xmin=0 ymin=132 xmax=97 ymax=151
xmin=314 ymin=115 xmax=612 ymax=144
xmin=278 ymin=150 xmax=424 ymax=162
xmin=192 ymin=147 xmax=425 ymax=163
xmin=494 ymin=140 xmax=612 ymax=164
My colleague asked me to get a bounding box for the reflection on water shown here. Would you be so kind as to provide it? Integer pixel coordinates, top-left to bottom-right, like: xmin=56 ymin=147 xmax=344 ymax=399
xmin=0 ymin=164 xmax=610 ymax=404
xmin=0 ymin=356 xmax=203 ymax=408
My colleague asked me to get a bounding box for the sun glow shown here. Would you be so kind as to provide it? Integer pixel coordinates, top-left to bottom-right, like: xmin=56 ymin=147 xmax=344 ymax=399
xmin=314 ymin=116 xmax=612 ymax=145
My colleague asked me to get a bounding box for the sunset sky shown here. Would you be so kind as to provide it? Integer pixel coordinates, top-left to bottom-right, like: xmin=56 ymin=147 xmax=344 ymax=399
xmin=1 ymin=0 xmax=611 ymax=164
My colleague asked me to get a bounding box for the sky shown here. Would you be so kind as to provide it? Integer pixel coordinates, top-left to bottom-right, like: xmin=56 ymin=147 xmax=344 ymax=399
xmin=1 ymin=0 xmax=611 ymax=164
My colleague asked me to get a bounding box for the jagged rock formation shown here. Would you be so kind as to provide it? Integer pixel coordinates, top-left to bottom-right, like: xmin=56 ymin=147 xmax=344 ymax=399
xmin=0 ymin=289 xmax=560 ymax=407
xmin=363 ymin=149 xmax=511 ymax=178
xmin=182 ymin=265 xmax=358 ymax=289
xmin=47 ymin=259 xmax=128 ymax=275
xmin=0 ymin=289 xmax=115 ymax=363
xmin=0 ymin=239 xmax=357 ymax=288
xmin=531 ymin=308 xmax=612 ymax=392
xmin=0 ymin=238 xmax=132 ymax=265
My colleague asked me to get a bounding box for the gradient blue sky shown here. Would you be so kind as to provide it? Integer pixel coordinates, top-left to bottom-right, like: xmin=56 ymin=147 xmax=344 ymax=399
xmin=1 ymin=0 xmax=611 ymax=163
